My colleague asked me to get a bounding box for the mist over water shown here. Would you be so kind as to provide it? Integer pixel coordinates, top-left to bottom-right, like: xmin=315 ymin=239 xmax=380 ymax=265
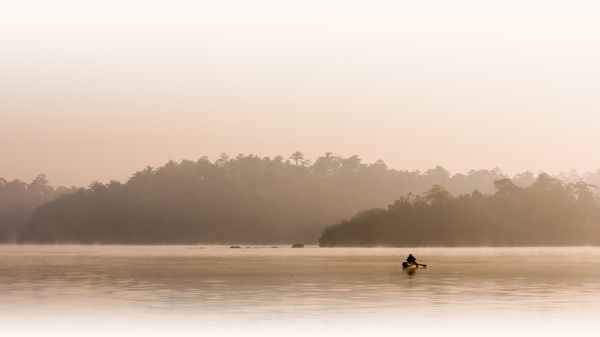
xmin=2 ymin=246 xmax=600 ymax=336
xmin=4 ymin=2 xmax=599 ymax=335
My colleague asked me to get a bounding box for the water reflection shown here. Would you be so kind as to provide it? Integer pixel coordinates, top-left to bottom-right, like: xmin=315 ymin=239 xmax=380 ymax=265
xmin=2 ymin=246 xmax=600 ymax=336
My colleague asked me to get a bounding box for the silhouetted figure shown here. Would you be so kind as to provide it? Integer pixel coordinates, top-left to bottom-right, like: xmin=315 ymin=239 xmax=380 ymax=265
xmin=406 ymin=254 xmax=417 ymax=265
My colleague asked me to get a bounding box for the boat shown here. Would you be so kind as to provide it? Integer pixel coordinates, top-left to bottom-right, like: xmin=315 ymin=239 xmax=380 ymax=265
xmin=402 ymin=262 xmax=418 ymax=269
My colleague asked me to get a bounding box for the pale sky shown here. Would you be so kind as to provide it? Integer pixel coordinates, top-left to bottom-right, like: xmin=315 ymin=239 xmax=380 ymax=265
xmin=1 ymin=0 xmax=599 ymax=187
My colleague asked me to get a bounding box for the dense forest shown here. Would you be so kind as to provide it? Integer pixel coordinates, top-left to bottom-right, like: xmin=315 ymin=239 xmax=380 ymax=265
xmin=318 ymin=174 xmax=600 ymax=247
xmin=0 ymin=175 xmax=76 ymax=242
xmin=3 ymin=152 xmax=600 ymax=244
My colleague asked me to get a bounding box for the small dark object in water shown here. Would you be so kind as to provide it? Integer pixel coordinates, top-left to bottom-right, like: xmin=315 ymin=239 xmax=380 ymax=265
xmin=292 ymin=243 xmax=304 ymax=248
xmin=229 ymin=245 xmax=241 ymax=249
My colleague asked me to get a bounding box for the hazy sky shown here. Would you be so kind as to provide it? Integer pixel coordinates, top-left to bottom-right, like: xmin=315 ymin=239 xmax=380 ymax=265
xmin=2 ymin=0 xmax=599 ymax=187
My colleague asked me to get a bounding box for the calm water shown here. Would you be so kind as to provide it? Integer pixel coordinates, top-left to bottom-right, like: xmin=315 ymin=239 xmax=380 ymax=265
xmin=2 ymin=245 xmax=600 ymax=336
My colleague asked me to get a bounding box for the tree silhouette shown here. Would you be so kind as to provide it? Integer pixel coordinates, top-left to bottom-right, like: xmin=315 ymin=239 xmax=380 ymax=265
xmin=7 ymin=155 xmax=600 ymax=245
xmin=319 ymin=173 xmax=600 ymax=247
xmin=289 ymin=151 xmax=305 ymax=166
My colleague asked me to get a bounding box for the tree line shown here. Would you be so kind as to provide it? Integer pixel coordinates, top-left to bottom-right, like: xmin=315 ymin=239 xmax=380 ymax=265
xmin=3 ymin=152 xmax=600 ymax=244
xmin=318 ymin=174 xmax=600 ymax=247
xmin=0 ymin=175 xmax=76 ymax=242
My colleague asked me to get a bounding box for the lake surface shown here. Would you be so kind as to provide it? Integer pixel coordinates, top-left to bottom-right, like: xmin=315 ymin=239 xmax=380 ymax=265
xmin=2 ymin=246 xmax=600 ymax=336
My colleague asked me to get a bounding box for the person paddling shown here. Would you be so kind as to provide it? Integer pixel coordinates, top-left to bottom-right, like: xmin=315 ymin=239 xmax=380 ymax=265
xmin=406 ymin=254 xmax=417 ymax=265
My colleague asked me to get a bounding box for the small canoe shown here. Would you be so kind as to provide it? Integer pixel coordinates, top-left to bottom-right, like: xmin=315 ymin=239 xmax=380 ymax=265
xmin=402 ymin=262 xmax=427 ymax=268
xmin=402 ymin=262 xmax=418 ymax=269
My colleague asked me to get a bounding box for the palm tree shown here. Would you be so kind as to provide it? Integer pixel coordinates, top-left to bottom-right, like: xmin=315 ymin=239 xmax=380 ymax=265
xmin=289 ymin=151 xmax=305 ymax=166
xmin=142 ymin=166 xmax=154 ymax=176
